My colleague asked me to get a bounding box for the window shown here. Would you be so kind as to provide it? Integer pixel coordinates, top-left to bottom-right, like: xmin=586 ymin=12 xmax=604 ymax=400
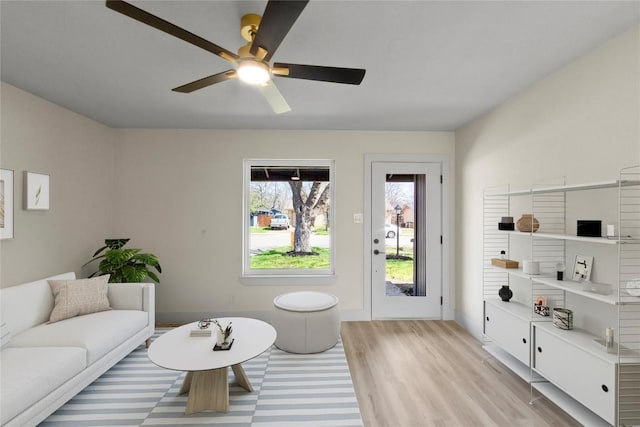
xmin=243 ymin=159 xmax=335 ymax=279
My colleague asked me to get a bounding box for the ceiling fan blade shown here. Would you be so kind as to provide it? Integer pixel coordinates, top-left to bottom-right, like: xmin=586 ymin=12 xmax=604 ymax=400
xmin=106 ymin=0 xmax=239 ymax=63
xmin=172 ymin=70 xmax=237 ymax=93
xmin=250 ymin=0 xmax=309 ymax=62
xmin=257 ymin=80 xmax=291 ymax=114
xmin=273 ymin=63 xmax=366 ymax=85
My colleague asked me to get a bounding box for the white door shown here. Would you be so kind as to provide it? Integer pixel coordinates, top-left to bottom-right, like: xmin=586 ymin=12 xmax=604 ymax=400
xmin=371 ymin=162 xmax=442 ymax=319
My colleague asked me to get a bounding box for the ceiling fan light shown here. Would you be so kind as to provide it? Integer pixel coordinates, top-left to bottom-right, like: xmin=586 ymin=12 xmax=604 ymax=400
xmin=237 ymin=60 xmax=270 ymax=85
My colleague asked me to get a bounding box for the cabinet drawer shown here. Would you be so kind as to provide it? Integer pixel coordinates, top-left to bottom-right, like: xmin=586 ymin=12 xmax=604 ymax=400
xmin=533 ymin=325 xmax=615 ymax=424
xmin=484 ymin=301 xmax=530 ymax=365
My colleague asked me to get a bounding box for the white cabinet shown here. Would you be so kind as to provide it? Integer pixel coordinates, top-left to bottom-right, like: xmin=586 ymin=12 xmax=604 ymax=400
xmin=484 ymin=299 xmax=530 ymax=365
xmin=533 ymin=323 xmax=616 ymax=425
xmin=482 ymin=166 xmax=640 ymax=427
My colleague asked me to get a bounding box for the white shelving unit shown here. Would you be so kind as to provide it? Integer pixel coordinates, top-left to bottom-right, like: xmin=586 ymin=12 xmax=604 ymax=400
xmin=482 ymin=166 xmax=640 ymax=427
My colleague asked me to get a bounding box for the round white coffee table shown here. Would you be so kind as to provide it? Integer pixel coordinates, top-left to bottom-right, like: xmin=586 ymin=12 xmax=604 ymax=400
xmin=148 ymin=317 xmax=276 ymax=414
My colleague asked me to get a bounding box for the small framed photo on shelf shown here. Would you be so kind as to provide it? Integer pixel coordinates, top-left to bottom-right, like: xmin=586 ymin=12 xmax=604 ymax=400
xmin=572 ymin=255 xmax=593 ymax=281
xmin=24 ymin=172 xmax=50 ymax=210
xmin=0 ymin=169 xmax=14 ymax=239
xmin=534 ymin=295 xmax=549 ymax=316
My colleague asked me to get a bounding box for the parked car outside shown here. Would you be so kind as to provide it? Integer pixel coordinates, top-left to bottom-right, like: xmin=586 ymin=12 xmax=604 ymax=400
xmin=270 ymin=214 xmax=290 ymax=230
xmin=385 ymin=223 xmax=397 ymax=238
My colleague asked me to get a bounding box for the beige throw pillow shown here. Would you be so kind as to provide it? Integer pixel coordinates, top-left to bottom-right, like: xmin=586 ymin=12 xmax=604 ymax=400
xmin=48 ymin=275 xmax=111 ymax=323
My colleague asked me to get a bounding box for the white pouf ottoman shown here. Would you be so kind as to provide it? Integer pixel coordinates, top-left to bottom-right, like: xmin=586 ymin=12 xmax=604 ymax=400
xmin=272 ymin=291 xmax=340 ymax=354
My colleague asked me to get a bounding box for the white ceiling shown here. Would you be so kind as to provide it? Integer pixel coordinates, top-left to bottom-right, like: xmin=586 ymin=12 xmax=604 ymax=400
xmin=1 ymin=1 xmax=638 ymax=131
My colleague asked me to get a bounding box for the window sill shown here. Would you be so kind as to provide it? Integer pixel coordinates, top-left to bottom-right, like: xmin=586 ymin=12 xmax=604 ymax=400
xmin=240 ymin=275 xmax=337 ymax=286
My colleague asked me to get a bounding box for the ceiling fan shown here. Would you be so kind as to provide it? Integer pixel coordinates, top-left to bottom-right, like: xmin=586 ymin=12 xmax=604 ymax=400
xmin=105 ymin=0 xmax=366 ymax=114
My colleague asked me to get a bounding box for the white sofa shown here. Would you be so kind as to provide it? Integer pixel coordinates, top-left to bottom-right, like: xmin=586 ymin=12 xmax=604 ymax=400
xmin=0 ymin=272 xmax=155 ymax=427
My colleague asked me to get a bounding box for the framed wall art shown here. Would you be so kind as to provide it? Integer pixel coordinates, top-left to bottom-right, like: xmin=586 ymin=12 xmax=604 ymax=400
xmin=24 ymin=171 xmax=50 ymax=210
xmin=572 ymin=254 xmax=593 ymax=281
xmin=0 ymin=169 xmax=14 ymax=239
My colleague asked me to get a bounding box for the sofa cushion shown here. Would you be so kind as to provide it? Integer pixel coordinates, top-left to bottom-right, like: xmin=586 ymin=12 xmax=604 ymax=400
xmin=48 ymin=275 xmax=111 ymax=323
xmin=1 ymin=346 xmax=87 ymax=425
xmin=7 ymin=310 xmax=147 ymax=365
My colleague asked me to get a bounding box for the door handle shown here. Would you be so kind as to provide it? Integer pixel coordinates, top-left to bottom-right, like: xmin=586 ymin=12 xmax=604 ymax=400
xmin=373 ymin=249 xmax=386 ymax=255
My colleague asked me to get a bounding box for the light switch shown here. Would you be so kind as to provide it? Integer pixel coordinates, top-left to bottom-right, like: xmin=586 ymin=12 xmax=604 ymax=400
xmin=353 ymin=213 xmax=363 ymax=223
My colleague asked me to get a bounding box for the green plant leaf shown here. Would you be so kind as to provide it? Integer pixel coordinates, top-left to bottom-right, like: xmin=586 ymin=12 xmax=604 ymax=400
xmin=105 ymin=238 xmax=130 ymax=249
xmin=92 ymin=245 xmax=108 ymax=257
xmin=82 ymin=254 xmax=106 ymax=267
xmin=122 ymin=265 xmax=148 ymax=283
xmin=134 ymin=253 xmax=161 ymax=272
xmin=86 ymin=239 xmax=161 ymax=284
xmin=147 ymin=271 xmax=160 ymax=283
xmin=105 ymin=248 xmax=140 ymax=267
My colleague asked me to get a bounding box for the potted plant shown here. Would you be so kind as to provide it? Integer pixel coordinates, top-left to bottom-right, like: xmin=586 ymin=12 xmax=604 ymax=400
xmin=84 ymin=238 xmax=161 ymax=283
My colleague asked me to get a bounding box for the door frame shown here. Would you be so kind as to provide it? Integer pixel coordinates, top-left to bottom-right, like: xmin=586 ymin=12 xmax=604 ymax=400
xmin=364 ymin=153 xmax=453 ymax=320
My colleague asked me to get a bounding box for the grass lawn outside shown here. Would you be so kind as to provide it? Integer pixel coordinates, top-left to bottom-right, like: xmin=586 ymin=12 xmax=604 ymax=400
xmin=313 ymin=227 xmax=330 ymax=236
xmin=386 ymin=258 xmax=414 ymax=283
xmin=250 ymin=246 xmax=330 ymax=269
xmin=249 ymin=237 xmax=412 ymax=282
xmin=385 ymin=244 xmax=414 ymax=283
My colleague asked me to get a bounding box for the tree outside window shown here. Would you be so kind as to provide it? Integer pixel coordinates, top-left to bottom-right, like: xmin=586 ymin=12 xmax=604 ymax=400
xmin=244 ymin=160 xmax=334 ymax=276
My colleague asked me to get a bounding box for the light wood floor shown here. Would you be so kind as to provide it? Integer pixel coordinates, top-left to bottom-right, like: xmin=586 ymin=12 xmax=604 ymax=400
xmin=341 ymin=320 xmax=581 ymax=427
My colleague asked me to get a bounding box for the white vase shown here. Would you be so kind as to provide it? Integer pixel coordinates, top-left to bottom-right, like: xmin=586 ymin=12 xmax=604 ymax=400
xmin=523 ymin=260 xmax=540 ymax=275
xmin=215 ymin=329 xmax=225 ymax=346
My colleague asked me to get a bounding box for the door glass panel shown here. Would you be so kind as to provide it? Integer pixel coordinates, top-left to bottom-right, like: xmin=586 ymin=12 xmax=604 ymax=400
xmin=384 ymin=174 xmax=425 ymax=297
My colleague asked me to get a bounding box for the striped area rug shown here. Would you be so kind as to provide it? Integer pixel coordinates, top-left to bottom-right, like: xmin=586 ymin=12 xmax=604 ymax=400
xmin=40 ymin=329 xmax=363 ymax=426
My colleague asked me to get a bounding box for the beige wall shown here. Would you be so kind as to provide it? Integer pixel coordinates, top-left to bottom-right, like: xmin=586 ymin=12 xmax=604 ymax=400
xmin=455 ymin=26 xmax=640 ymax=337
xmin=0 ymin=83 xmax=116 ymax=287
xmin=0 ymin=80 xmax=454 ymax=321
xmin=113 ymin=129 xmax=454 ymax=322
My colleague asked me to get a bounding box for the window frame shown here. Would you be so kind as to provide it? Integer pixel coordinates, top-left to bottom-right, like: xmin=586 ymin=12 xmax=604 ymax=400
xmin=242 ymin=159 xmax=336 ymax=283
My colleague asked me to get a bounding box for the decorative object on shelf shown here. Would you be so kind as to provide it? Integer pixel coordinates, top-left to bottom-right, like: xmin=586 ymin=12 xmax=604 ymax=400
xmin=534 ymin=304 xmax=550 ymax=316
xmin=212 ymin=319 xmax=233 ymax=350
xmin=534 ymin=296 xmax=549 ymax=316
xmin=516 ymin=214 xmax=539 ymax=232
xmin=556 ymin=262 xmax=565 ymax=280
xmin=523 ymin=260 xmax=540 ymax=275
xmin=498 ymin=216 xmax=515 ymax=230
xmin=577 ymin=220 xmax=602 ymax=237
xmin=605 ymin=328 xmax=615 ymax=354
xmin=0 ymin=169 xmax=14 ymax=240
xmin=84 ymin=238 xmax=162 ymax=283
xmin=498 ymin=285 xmax=513 ymax=302
xmin=606 ymin=224 xmax=615 ymax=237
xmin=24 ymin=171 xmax=50 ymax=210
xmin=572 ymin=255 xmax=593 ymax=281
xmin=552 ymin=308 xmax=573 ymax=330
xmin=625 ymin=278 xmax=640 ymax=297
xmin=499 ymin=250 xmax=506 ymax=260
xmin=491 ymin=258 xmax=519 ymax=268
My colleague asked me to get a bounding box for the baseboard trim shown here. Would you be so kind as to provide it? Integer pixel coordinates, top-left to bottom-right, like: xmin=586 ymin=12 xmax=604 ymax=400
xmin=455 ymin=310 xmax=482 ymax=341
